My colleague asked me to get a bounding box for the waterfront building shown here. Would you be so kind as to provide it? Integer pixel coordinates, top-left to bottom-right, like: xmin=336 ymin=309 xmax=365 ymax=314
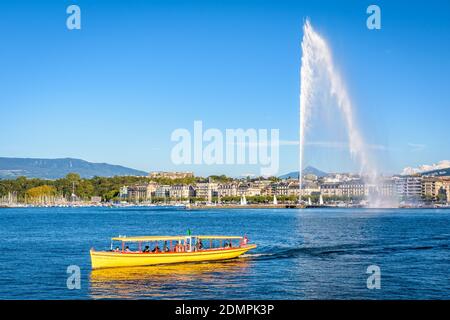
xmin=300 ymin=182 xmax=320 ymax=196
xmin=237 ymin=183 xmax=261 ymax=196
xmin=320 ymin=183 xmax=342 ymax=197
xmin=252 ymin=180 xmax=273 ymax=189
xmin=339 ymin=180 xmax=368 ymax=198
xmin=439 ymin=178 xmax=450 ymax=203
xmin=237 ymin=184 xmax=249 ymax=196
xmin=288 ymin=182 xmax=300 ymax=196
xmin=155 ymin=185 xmax=171 ymax=198
xmin=272 ymin=182 xmax=289 ymax=196
xmin=194 ymin=182 xmax=218 ymax=199
xmin=394 ymin=176 xmax=422 ymax=201
xmin=375 ymin=178 xmax=396 ymax=197
xmin=251 ymin=180 xmax=272 ymax=196
xmin=149 ymin=171 xmax=194 ymax=179
xmin=217 ymin=183 xmax=238 ymax=197
xmin=422 ymin=177 xmax=450 ymax=201
xmin=246 ymin=185 xmax=261 ymax=196
xmin=127 ymin=183 xmax=157 ymax=201
xmin=422 ymin=177 xmax=440 ymax=199
xmin=169 ymin=185 xmax=195 ymax=199
xmin=260 ymin=185 xmax=273 ymax=196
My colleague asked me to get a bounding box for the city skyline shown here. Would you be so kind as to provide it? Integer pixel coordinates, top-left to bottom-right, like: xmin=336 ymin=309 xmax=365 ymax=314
xmin=1 ymin=0 xmax=450 ymax=177
xmin=1 ymin=155 xmax=450 ymax=179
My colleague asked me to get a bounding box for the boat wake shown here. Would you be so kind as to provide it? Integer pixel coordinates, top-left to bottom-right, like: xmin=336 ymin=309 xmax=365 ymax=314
xmin=242 ymin=241 xmax=448 ymax=261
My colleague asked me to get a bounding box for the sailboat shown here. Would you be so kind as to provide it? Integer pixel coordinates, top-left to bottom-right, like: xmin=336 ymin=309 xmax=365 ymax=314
xmin=240 ymin=195 xmax=247 ymax=205
xmin=308 ymin=197 xmax=312 ymax=206
xmin=319 ymin=194 xmax=324 ymax=206
xmin=273 ymin=195 xmax=278 ymax=205
xmin=207 ymin=188 xmax=212 ymax=205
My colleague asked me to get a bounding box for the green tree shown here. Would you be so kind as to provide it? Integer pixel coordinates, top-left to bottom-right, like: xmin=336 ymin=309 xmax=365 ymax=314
xmin=25 ymin=185 xmax=57 ymax=203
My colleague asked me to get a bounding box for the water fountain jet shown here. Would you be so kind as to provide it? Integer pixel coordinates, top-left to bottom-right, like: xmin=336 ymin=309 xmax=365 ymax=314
xmin=298 ymin=19 xmax=390 ymax=208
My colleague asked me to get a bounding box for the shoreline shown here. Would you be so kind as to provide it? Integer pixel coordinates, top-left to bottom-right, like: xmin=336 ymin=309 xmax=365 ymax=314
xmin=186 ymin=204 xmax=450 ymax=210
xmin=187 ymin=204 xmax=303 ymax=209
xmin=1 ymin=203 xmax=450 ymax=210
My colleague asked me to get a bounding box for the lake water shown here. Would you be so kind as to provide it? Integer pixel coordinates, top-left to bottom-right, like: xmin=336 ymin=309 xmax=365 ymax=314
xmin=0 ymin=207 xmax=449 ymax=299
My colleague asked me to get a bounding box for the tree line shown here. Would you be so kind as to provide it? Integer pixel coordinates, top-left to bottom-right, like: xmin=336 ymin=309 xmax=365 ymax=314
xmin=0 ymin=173 xmax=154 ymax=202
xmin=0 ymin=173 xmax=282 ymax=203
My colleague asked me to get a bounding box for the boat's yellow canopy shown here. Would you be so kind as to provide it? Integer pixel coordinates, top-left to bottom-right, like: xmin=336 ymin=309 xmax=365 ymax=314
xmin=112 ymin=236 xmax=184 ymax=242
xmin=197 ymin=235 xmax=243 ymax=240
xmin=111 ymin=235 xmax=243 ymax=242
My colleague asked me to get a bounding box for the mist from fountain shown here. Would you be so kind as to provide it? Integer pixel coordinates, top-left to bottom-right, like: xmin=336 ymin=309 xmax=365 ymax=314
xmin=298 ymin=19 xmax=394 ymax=208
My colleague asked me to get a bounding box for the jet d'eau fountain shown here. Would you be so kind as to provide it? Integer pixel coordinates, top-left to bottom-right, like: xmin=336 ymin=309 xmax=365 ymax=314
xmin=298 ymin=19 xmax=392 ymax=208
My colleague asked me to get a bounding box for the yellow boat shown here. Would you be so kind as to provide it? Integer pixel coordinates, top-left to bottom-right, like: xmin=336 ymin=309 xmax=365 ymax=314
xmin=90 ymin=235 xmax=256 ymax=269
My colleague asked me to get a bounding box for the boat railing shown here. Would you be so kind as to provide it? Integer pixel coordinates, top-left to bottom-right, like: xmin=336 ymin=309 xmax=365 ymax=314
xmin=105 ymin=244 xmax=248 ymax=254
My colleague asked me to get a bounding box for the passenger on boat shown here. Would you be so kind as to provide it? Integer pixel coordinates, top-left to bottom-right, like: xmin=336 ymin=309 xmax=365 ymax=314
xmin=152 ymin=245 xmax=161 ymax=253
xmin=124 ymin=246 xmax=131 ymax=252
xmin=114 ymin=247 xmax=120 ymax=252
xmin=196 ymin=239 xmax=203 ymax=251
xmin=163 ymin=241 xmax=170 ymax=252
xmin=142 ymin=245 xmax=150 ymax=253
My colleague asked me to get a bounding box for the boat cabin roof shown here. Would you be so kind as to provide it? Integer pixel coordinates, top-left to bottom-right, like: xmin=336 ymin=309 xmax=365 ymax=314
xmin=197 ymin=235 xmax=243 ymax=240
xmin=111 ymin=235 xmax=243 ymax=242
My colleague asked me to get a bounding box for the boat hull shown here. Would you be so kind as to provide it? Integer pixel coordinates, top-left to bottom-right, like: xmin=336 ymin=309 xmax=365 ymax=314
xmin=90 ymin=244 xmax=257 ymax=269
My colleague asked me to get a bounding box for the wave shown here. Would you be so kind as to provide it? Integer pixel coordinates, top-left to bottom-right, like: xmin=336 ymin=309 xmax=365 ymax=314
xmin=244 ymin=241 xmax=447 ymax=261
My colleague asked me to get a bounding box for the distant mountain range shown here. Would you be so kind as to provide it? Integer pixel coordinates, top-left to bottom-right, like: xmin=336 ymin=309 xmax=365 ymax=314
xmin=279 ymin=166 xmax=327 ymax=179
xmin=0 ymin=157 xmax=148 ymax=179
xmin=421 ymin=167 xmax=450 ymax=177
xmin=402 ymin=160 xmax=450 ymax=176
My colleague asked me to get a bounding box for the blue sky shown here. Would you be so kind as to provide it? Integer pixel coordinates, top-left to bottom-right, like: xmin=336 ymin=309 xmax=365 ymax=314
xmin=1 ymin=0 xmax=449 ymax=176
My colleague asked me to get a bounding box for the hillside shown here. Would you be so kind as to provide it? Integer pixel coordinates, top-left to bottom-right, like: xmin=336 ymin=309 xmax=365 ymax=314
xmin=0 ymin=157 xmax=148 ymax=179
xmin=421 ymin=167 xmax=450 ymax=177
xmin=279 ymin=166 xmax=328 ymax=179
